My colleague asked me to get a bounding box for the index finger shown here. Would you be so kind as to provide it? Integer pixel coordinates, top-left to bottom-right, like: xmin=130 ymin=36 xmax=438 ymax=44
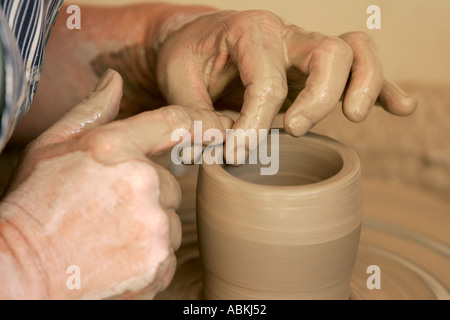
xmin=111 ymin=105 xmax=233 ymax=156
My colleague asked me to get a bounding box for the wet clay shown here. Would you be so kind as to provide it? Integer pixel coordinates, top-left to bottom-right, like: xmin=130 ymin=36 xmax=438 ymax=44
xmin=148 ymin=176 xmax=450 ymax=300
xmin=196 ymin=132 xmax=363 ymax=299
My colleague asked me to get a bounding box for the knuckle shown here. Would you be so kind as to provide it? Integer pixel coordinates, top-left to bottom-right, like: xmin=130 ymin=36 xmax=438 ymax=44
xmin=254 ymin=78 xmax=288 ymax=104
xmin=117 ymin=168 xmax=162 ymax=241
xmin=308 ymin=31 xmax=329 ymax=42
xmin=130 ymin=162 xmax=160 ymax=193
xmin=159 ymin=105 xmax=193 ymax=133
xmin=268 ymin=80 xmax=289 ymax=103
xmin=360 ymin=88 xmax=378 ymax=102
xmin=342 ymin=31 xmax=374 ymax=45
xmin=78 ymin=127 xmax=124 ymax=156
xmin=168 ymin=212 xmax=182 ymax=250
xmin=161 ymin=255 xmax=177 ymax=289
xmin=320 ymin=37 xmax=354 ymax=62
xmin=242 ymin=10 xmax=277 ymax=22
xmin=231 ymin=10 xmax=280 ymax=30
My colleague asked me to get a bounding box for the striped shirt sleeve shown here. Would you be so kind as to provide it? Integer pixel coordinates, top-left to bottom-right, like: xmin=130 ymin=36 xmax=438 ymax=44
xmin=0 ymin=0 xmax=63 ymax=152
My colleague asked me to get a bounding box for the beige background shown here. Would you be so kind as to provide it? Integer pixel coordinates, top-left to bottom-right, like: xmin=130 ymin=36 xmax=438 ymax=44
xmin=68 ymin=0 xmax=450 ymax=86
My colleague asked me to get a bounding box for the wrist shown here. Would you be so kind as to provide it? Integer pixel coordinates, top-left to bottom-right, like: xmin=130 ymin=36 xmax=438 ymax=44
xmin=0 ymin=202 xmax=48 ymax=299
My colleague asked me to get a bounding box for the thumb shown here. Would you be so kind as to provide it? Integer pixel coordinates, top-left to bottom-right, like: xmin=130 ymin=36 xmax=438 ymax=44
xmin=38 ymin=69 xmax=123 ymax=147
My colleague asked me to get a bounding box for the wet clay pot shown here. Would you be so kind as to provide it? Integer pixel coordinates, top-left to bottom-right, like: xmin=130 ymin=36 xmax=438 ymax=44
xmin=196 ymin=132 xmax=363 ymax=300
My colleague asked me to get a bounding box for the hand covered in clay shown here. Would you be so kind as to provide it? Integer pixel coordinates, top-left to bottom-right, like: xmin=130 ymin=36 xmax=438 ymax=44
xmin=0 ymin=69 xmax=230 ymax=299
xmin=154 ymin=9 xmax=417 ymax=138
xmin=20 ymin=5 xmax=416 ymax=147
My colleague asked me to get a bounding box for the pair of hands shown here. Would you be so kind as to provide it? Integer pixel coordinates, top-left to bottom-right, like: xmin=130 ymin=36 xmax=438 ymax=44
xmin=0 ymin=69 xmax=231 ymax=299
xmin=0 ymin=9 xmax=416 ymax=299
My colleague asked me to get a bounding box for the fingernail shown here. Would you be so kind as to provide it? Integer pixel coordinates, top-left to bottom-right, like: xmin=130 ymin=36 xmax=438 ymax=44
xmin=217 ymin=114 xmax=234 ymax=130
xmin=399 ymin=96 xmax=418 ymax=116
xmin=346 ymin=94 xmax=372 ymax=122
xmin=94 ymin=69 xmax=115 ymax=92
xmin=286 ymin=115 xmax=313 ymax=137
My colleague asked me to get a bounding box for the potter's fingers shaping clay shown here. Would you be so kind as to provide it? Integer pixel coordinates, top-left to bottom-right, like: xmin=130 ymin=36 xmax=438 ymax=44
xmin=115 ymin=105 xmax=233 ymax=155
xmin=284 ymin=37 xmax=353 ymax=137
xmin=376 ymin=79 xmax=418 ymax=116
xmin=224 ymin=23 xmax=287 ymax=161
xmin=38 ymin=69 xmax=123 ymax=148
xmin=339 ymin=32 xmax=384 ymax=122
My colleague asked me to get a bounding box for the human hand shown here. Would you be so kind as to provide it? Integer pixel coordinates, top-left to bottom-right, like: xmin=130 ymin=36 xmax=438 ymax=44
xmin=154 ymin=10 xmax=417 ymax=140
xmin=23 ymin=5 xmax=416 ymax=148
xmin=0 ymin=69 xmax=230 ymax=299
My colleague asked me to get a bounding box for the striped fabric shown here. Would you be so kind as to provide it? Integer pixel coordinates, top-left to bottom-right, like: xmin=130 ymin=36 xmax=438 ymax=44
xmin=0 ymin=0 xmax=63 ymax=151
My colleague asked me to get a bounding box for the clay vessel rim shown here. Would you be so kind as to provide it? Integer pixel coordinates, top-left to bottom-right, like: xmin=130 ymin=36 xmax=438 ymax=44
xmin=200 ymin=131 xmax=360 ymax=194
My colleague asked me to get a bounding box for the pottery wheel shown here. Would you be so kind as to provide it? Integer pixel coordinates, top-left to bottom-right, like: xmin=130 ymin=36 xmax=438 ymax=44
xmin=141 ymin=166 xmax=450 ymax=300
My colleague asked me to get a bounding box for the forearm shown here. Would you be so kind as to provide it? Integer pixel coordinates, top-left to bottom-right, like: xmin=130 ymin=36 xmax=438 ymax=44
xmin=12 ymin=2 xmax=217 ymax=145
xmin=0 ymin=206 xmax=48 ymax=299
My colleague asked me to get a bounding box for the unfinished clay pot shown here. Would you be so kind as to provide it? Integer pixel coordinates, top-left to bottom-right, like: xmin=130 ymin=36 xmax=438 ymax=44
xmin=196 ymin=131 xmax=363 ymax=300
